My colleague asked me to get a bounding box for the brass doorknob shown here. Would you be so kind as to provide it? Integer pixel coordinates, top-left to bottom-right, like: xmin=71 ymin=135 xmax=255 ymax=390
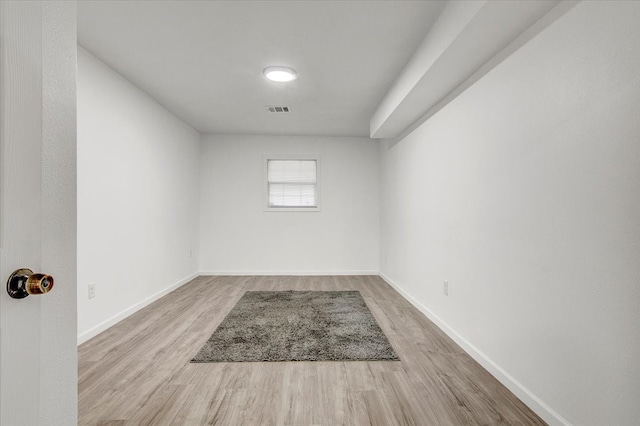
xmin=6 ymin=268 xmax=54 ymax=299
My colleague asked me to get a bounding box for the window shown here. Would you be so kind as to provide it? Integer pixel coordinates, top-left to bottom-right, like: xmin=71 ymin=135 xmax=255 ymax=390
xmin=265 ymin=158 xmax=320 ymax=211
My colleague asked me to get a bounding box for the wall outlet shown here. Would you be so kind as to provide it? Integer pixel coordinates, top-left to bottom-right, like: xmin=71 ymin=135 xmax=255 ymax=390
xmin=88 ymin=282 xmax=96 ymax=299
xmin=188 ymin=249 xmax=192 ymax=258
xmin=444 ymin=281 xmax=449 ymax=296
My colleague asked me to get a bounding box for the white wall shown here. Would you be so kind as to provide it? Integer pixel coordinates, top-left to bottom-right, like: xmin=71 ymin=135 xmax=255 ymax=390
xmin=77 ymin=47 xmax=201 ymax=343
xmin=379 ymin=2 xmax=640 ymax=426
xmin=199 ymin=135 xmax=379 ymax=274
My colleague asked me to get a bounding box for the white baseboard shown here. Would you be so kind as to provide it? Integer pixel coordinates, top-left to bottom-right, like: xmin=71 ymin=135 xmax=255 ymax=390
xmin=199 ymin=270 xmax=379 ymax=276
xmin=77 ymin=272 xmax=198 ymax=345
xmin=378 ymin=272 xmax=571 ymax=426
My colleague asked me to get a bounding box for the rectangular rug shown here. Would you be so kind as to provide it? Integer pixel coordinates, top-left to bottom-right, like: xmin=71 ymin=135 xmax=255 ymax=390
xmin=191 ymin=290 xmax=399 ymax=362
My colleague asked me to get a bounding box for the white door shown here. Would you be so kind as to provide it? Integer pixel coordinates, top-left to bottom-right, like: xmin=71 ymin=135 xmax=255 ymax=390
xmin=0 ymin=1 xmax=77 ymax=424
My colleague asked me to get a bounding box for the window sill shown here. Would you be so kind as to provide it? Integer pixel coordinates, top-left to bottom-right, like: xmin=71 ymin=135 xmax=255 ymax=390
xmin=263 ymin=206 xmax=321 ymax=212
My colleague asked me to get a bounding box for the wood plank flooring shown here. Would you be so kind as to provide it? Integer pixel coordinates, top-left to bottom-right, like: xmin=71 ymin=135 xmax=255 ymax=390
xmin=78 ymin=275 xmax=546 ymax=425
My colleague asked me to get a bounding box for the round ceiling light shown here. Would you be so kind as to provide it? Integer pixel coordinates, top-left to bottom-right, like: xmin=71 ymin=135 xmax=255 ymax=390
xmin=263 ymin=66 xmax=297 ymax=83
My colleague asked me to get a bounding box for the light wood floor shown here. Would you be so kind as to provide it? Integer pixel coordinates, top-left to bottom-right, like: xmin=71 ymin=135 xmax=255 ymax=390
xmin=78 ymin=275 xmax=546 ymax=425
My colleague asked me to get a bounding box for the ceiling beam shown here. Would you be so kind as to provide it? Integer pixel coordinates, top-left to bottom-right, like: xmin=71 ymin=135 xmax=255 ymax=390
xmin=370 ymin=0 xmax=570 ymax=139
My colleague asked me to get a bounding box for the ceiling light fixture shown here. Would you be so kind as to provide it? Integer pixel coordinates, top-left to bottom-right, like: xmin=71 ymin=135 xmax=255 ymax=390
xmin=263 ymin=66 xmax=297 ymax=83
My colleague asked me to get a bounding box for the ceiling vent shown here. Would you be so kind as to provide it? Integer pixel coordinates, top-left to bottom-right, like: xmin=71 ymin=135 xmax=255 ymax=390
xmin=266 ymin=106 xmax=290 ymax=113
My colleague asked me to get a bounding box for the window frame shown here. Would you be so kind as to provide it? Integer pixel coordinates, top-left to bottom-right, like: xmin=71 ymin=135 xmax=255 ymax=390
xmin=263 ymin=155 xmax=321 ymax=212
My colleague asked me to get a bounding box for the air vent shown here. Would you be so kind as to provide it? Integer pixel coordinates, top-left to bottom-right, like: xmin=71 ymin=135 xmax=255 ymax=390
xmin=266 ymin=106 xmax=290 ymax=113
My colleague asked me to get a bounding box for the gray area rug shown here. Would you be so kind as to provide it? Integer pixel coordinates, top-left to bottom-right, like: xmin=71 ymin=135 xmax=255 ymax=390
xmin=191 ymin=290 xmax=399 ymax=362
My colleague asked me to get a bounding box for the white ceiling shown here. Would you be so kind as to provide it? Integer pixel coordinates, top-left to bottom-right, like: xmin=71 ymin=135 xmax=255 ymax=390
xmin=78 ymin=0 xmax=446 ymax=137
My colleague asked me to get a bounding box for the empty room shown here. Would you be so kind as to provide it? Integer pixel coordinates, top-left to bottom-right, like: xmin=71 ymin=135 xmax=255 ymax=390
xmin=0 ymin=0 xmax=638 ymax=425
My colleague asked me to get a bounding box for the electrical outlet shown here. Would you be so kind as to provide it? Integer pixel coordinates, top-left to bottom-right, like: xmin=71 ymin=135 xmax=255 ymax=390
xmin=444 ymin=281 xmax=449 ymax=296
xmin=188 ymin=249 xmax=193 ymax=258
xmin=88 ymin=282 xmax=96 ymax=299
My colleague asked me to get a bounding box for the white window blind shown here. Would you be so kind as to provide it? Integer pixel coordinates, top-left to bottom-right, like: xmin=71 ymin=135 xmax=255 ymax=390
xmin=267 ymin=159 xmax=318 ymax=208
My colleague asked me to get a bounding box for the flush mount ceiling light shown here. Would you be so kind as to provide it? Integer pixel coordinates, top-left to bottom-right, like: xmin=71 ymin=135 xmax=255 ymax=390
xmin=263 ymin=66 xmax=297 ymax=83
